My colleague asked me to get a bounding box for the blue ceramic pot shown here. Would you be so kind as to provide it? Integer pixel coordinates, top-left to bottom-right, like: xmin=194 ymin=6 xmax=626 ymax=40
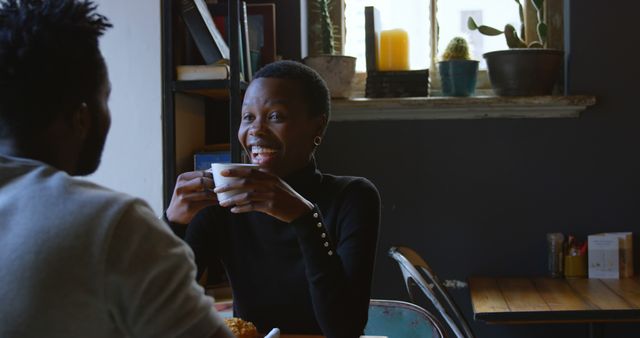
xmin=438 ymin=60 xmax=479 ymax=97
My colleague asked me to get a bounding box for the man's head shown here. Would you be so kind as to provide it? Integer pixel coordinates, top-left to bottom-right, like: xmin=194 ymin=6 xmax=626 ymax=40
xmin=238 ymin=61 xmax=331 ymax=177
xmin=0 ymin=0 xmax=112 ymax=175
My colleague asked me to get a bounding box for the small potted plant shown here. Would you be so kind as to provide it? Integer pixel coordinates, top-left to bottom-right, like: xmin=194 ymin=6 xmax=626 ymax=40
xmin=438 ymin=36 xmax=479 ymax=97
xmin=468 ymin=0 xmax=563 ymax=96
xmin=303 ymin=0 xmax=356 ymax=98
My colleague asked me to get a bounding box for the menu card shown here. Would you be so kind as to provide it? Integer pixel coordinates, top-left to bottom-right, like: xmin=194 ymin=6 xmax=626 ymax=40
xmin=588 ymin=232 xmax=633 ymax=279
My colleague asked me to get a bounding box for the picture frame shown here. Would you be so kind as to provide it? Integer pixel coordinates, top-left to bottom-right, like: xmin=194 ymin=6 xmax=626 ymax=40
xmin=246 ymin=3 xmax=276 ymax=73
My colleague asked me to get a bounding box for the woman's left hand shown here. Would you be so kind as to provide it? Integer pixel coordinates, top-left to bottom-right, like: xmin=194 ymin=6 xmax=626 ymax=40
xmin=214 ymin=167 xmax=314 ymax=223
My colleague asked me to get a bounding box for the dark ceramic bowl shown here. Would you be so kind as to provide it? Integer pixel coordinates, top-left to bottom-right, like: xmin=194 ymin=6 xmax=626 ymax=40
xmin=483 ymin=49 xmax=564 ymax=96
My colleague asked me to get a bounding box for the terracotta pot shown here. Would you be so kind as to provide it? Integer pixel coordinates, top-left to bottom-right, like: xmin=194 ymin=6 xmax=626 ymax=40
xmin=303 ymin=55 xmax=356 ymax=98
xmin=484 ymin=49 xmax=563 ymax=96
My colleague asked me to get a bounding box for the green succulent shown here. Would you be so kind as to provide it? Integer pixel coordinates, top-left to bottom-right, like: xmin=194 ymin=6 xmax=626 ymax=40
xmin=314 ymin=0 xmax=336 ymax=55
xmin=441 ymin=36 xmax=472 ymax=61
xmin=467 ymin=0 xmax=547 ymax=49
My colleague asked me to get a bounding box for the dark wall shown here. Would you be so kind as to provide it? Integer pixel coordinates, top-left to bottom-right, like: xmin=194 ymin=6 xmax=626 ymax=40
xmin=316 ymin=0 xmax=639 ymax=337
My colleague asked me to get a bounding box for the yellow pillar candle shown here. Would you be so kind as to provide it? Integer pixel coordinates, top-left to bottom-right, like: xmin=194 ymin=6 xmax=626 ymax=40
xmin=377 ymin=29 xmax=410 ymax=71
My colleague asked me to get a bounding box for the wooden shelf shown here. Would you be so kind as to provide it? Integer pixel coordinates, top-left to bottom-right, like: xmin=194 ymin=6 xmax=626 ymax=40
xmin=162 ymin=0 xmax=245 ymax=209
xmin=173 ymin=80 xmax=248 ymax=99
xmin=331 ymin=95 xmax=596 ymax=121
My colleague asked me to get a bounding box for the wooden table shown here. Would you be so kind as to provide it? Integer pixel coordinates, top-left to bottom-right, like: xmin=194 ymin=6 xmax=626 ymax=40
xmin=468 ymin=276 xmax=640 ymax=338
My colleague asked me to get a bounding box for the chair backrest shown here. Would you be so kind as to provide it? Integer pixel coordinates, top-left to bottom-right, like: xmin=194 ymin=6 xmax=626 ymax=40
xmin=388 ymin=246 xmax=475 ymax=338
xmin=364 ymin=299 xmax=445 ymax=338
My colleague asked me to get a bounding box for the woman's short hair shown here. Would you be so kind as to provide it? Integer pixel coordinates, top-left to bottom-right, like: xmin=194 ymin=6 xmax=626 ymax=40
xmin=252 ymin=60 xmax=331 ymax=122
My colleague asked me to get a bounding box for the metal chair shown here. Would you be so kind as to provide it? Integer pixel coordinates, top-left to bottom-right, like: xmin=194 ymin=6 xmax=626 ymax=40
xmin=364 ymin=299 xmax=445 ymax=338
xmin=388 ymin=246 xmax=475 ymax=338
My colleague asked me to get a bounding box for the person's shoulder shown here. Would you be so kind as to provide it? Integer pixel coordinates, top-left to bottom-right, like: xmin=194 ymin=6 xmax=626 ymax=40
xmin=321 ymin=173 xmax=377 ymax=189
xmin=320 ymin=173 xmax=379 ymax=197
xmin=26 ymin=162 xmax=146 ymax=219
xmin=62 ymin=173 xmax=138 ymax=207
xmin=1 ymin=155 xmax=137 ymax=206
xmin=318 ymin=173 xmax=380 ymax=224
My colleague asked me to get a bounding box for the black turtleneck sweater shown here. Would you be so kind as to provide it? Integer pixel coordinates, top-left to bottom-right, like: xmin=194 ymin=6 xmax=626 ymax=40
xmin=169 ymin=161 xmax=380 ymax=338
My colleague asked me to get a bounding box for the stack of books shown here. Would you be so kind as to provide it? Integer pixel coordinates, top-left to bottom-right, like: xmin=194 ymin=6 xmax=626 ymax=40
xmin=365 ymin=69 xmax=429 ymax=98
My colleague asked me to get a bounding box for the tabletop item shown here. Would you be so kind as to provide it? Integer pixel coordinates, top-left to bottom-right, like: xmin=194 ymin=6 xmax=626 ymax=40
xmin=223 ymin=317 xmax=258 ymax=338
xmin=264 ymin=328 xmax=280 ymax=338
xmin=211 ymin=163 xmax=259 ymax=200
xmin=564 ymin=235 xmax=588 ymax=278
xmin=546 ymin=233 xmax=565 ymax=278
xmin=469 ymin=276 xmax=640 ymax=338
xmin=588 ymin=232 xmax=634 ymax=279
xmin=564 ymin=254 xmax=587 ymax=278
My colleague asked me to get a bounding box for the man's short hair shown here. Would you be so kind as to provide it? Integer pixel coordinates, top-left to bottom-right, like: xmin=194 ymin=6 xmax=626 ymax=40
xmin=0 ymin=0 xmax=112 ymax=140
xmin=253 ymin=60 xmax=331 ymax=122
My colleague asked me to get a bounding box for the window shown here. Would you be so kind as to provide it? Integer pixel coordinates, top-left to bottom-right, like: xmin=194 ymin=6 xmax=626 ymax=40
xmin=437 ymin=0 xmax=521 ymax=69
xmin=343 ymin=0 xmax=556 ymax=72
xmin=344 ymin=0 xmax=430 ymax=72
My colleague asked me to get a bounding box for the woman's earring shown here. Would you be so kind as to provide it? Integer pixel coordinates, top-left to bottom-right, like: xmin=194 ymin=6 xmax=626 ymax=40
xmin=313 ymin=136 xmax=322 ymax=146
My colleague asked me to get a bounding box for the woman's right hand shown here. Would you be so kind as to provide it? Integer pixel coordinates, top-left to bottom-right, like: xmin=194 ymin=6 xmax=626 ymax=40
xmin=165 ymin=170 xmax=218 ymax=224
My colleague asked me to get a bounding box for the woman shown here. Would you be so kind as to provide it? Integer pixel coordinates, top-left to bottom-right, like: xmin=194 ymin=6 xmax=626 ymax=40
xmin=165 ymin=61 xmax=380 ymax=338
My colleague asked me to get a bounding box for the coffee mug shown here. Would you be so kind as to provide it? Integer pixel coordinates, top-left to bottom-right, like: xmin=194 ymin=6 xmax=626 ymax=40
xmin=211 ymin=163 xmax=259 ymax=201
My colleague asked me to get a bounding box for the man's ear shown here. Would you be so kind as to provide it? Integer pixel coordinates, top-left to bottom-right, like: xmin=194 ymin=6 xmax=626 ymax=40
xmin=72 ymin=102 xmax=90 ymax=141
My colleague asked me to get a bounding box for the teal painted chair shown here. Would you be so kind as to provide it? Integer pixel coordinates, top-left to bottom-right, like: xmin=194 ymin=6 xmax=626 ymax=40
xmin=388 ymin=246 xmax=475 ymax=338
xmin=364 ymin=299 xmax=445 ymax=338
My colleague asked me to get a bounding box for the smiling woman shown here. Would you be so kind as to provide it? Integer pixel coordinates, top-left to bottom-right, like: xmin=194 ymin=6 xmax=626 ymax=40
xmin=239 ymin=76 xmax=326 ymax=177
xmin=164 ymin=60 xmax=382 ymax=338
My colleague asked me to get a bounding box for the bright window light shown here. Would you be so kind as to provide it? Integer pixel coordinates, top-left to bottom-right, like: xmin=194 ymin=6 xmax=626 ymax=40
xmin=344 ymin=0 xmax=522 ymax=72
xmin=438 ymin=0 xmax=520 ymax=69
xmin=344 ymin=0 xmax=430 ymax=72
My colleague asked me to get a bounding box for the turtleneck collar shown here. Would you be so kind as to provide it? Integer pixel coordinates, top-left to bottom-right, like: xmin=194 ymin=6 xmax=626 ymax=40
xmin=282 ymin=156 xmax=322 ymax=197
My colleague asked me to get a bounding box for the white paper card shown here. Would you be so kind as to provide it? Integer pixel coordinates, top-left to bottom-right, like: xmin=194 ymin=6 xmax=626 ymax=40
xmin=588 ymin=234 xmax=619 ymax=279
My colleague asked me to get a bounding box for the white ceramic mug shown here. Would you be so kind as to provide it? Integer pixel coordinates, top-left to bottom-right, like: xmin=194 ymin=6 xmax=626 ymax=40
xmin=211 ymin=163 xmax=259 ymax=201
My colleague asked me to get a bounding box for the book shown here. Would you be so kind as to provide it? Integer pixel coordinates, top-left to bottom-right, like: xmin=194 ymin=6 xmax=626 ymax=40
xmin=210 ymin=2 xmax=252 ymax=81
xmin=240 ymin=1 xmax=252 ymax=81
xmin=176 ymin=64 xmax=230 ymax=81
xmin=194 ymin=151 xmax=231 ymax=171
xmin=364 ymin=6 xmax=381 ymax=73
xmin=247 ymin=3 xmax=277 ymax=69
xmin=181 ymin=0 xmax=230 ymax=64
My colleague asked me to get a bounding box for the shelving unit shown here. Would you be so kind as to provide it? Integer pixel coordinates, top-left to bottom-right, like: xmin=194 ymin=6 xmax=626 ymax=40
xmin=173 ymin=80 xmax=248 ymax=99
xmin=161 ymin=0 xmax=245 ymax=209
